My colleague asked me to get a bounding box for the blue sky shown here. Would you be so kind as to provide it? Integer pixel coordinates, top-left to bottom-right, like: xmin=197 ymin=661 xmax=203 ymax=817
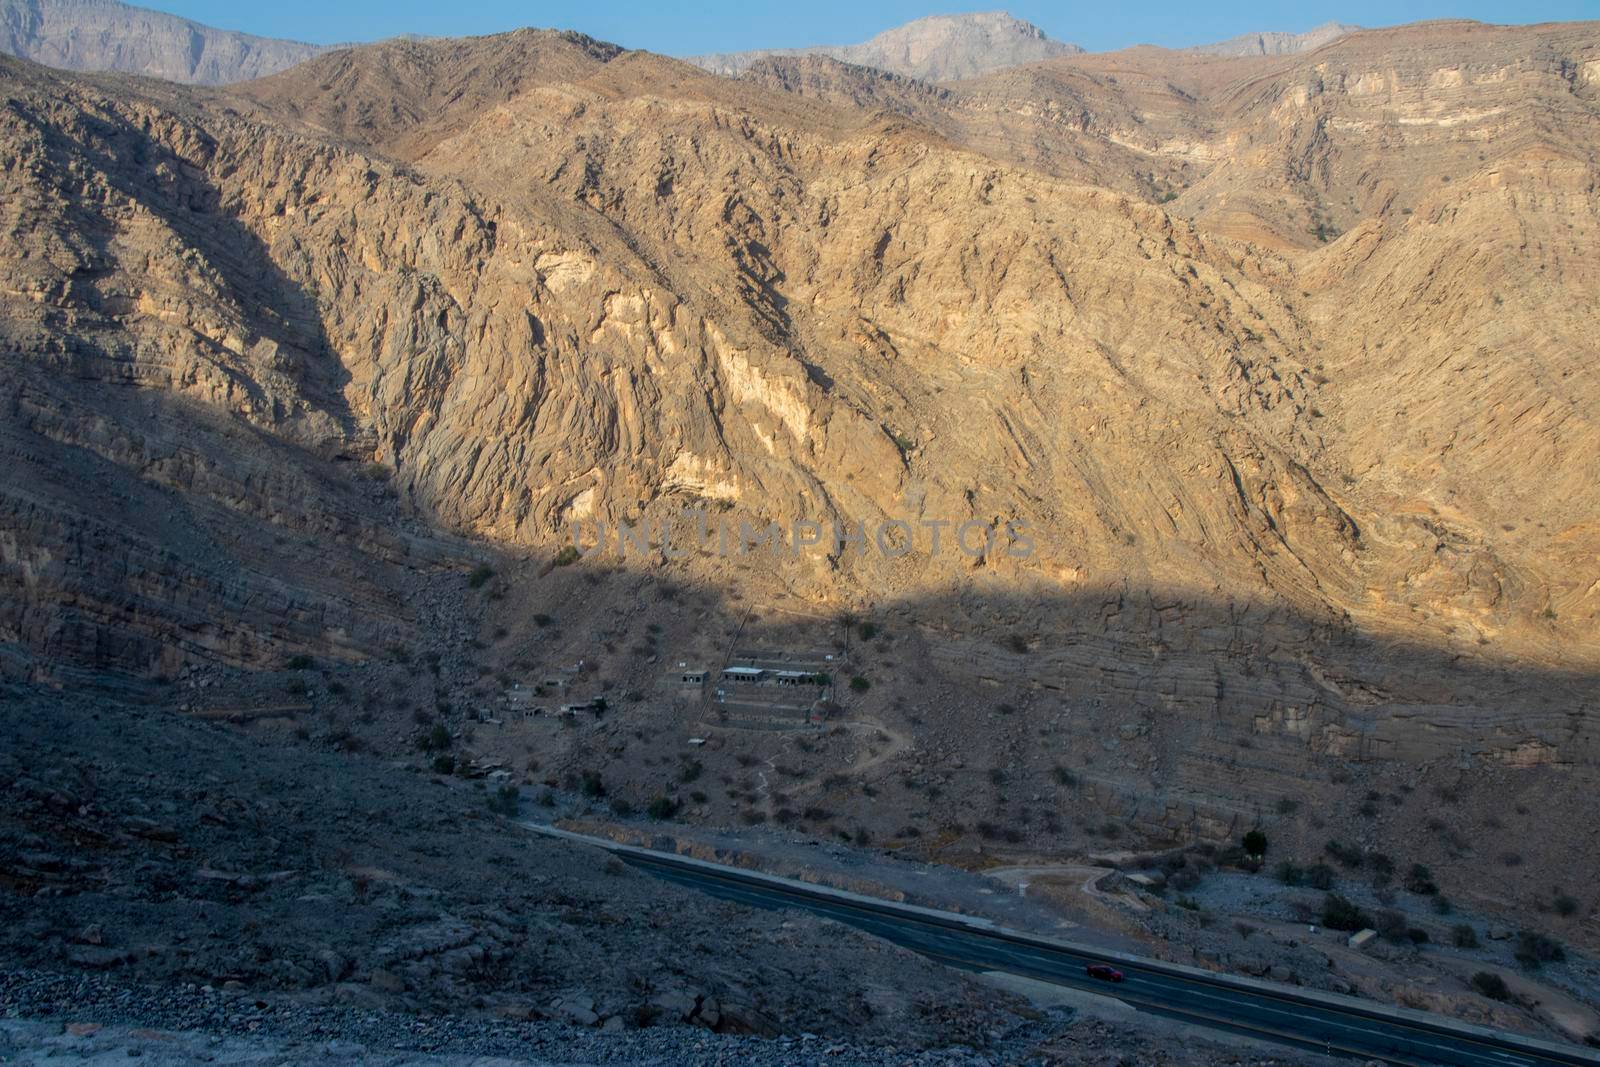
xmin=147 ymin=1 xmax=1599 ymax=54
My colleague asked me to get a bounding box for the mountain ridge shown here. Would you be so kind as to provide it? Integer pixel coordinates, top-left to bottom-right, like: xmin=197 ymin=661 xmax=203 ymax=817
xmin=686 ymin=11 xmax=1084 ymax=82
xmin=0 ymin=0 xmax=328 ymax=83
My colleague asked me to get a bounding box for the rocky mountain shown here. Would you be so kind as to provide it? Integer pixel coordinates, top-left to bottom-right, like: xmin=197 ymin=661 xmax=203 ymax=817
xmin=0 ymin=0 xmax=326 ymax=83
xmin=1189 ymin=20 xmax=1359 ymax=57
xmin=2 ymin=14 xmax=1600 ymax=1050
xmin=687 ymin=11 xmax=1082 ymax=82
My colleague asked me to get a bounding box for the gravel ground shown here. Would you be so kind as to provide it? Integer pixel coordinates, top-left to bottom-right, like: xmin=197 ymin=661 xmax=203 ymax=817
xmin=0 ymin=968 xmax=1027 ymax=1066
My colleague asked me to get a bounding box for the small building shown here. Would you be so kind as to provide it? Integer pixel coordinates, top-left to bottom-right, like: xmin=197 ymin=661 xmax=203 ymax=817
xmin=773 ymin=670 xmax=813 ymax=687
xmin=1348 ymin=928 xmax=1379 ymax=951
xmin=721 ymin=666 xmax=766 ymax=684
xmin=680 ymin=668 xmax=708 ymax=686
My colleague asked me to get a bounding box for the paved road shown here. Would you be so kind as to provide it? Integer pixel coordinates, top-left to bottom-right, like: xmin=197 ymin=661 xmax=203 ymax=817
xmin=585 ymin=839 xmax=1597 ymax=1067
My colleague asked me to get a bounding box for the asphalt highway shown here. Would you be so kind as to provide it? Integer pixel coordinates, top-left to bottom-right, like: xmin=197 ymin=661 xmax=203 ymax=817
xmin=613 ymin=846 xmax=1599 ymax=1067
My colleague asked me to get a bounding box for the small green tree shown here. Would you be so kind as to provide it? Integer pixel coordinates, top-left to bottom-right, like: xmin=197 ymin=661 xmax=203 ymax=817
xmin=1321 ymin=893 xmax=1371 ymax=932
xmin=646 ymin=795 xmax=680 ymax=820
xmin=1242 ymin=830 xmax=1268 ymax=858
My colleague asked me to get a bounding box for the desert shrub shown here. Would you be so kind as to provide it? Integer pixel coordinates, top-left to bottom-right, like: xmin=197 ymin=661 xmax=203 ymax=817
xmin=609 ymin=797 xmax=635 ymax=817
xmin=1325 ymin=840 xmax=1364 ymax=868
xmin=1051 ymin=765 xmax=1077 ymax=786
xmin=1169 ymin=868 xmax=1202 ymax=892
xmin=1472 ymin=972 xmax=1510 ymax=1000
xmin=487 ymin=785 xmax=520 ymax=816
xmin=1452 ymin=924 xmax=1480 ymax=949
xmin=1306 ymin=863 xmax=1336 ymax=891
xmin=286 ymin=654 xmax=315 ymax=670
xmin=1321 ymin=894 xmax=1371 ymax=932
xmin=1405 ymin=864 xmax=1438 ymax=895
xmin=1275 ymin=861 xmax=1304 ymax=886
xmin=646 ymin=794 xmax=680 ymax=820
xmin=431 ymin=753 xmax=455 ymax=775
xmin=579 ymin=770 xmax=606 ymax=798
xmin=553 ymin=545 xmax=580 ymax=567
xmin=1242 ymin=830 xmax=1268 ymax=858
xmin=420 ymin=722 xmax=452 ymax=752
xmin=849 ymin=676 xmax=871 ymax=692
xmin=467 ymin=564 xmax=495 ymax=589
xmin=1553 ymin=894 xmax=1579 ymax=917
xmin=858 ymin=622 xmax=878 ymax=640
xmin=1375 ymin=909 xmax=1408 ymax=941
xmin=677 ymin=758 xmax=703 ymax=784
xmin=1514 ymin=930 xmax=1565 ymax=967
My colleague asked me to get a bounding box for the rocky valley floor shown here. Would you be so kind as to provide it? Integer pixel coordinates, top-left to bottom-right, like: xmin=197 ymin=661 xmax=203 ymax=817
xmin=0 ymin=683 xmax=1351 ymax=1065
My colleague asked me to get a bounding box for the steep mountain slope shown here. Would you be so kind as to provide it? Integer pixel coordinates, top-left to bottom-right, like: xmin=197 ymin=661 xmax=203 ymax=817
xmin=687 ymin=11 xmax=1082 ymax=82
xmin=0 ymin=0 xmax=326 ymax=83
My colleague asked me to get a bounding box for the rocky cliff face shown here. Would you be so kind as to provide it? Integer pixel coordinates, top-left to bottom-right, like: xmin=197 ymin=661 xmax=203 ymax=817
xmin=687 ymin=12 xmax=1082 ymax=82
xmin=0 ymin=21 xmax=1597 ymax=916
xmin=0 ymin=0 xmax=326 ymax=83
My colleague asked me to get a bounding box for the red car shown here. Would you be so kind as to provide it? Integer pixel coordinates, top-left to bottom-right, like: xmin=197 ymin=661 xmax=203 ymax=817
xmin=1085 ymin=964 xmax=1125 ymax=983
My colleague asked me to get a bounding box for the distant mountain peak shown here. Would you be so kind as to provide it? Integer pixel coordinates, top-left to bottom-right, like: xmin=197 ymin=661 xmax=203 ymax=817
xmin=1188 ymin=20 xmax=1360 ymax=58
xmin=688 ymin=10 xmax=1083 ymax=83
xmin=0 ymin=0 xmax=327 ymax=83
